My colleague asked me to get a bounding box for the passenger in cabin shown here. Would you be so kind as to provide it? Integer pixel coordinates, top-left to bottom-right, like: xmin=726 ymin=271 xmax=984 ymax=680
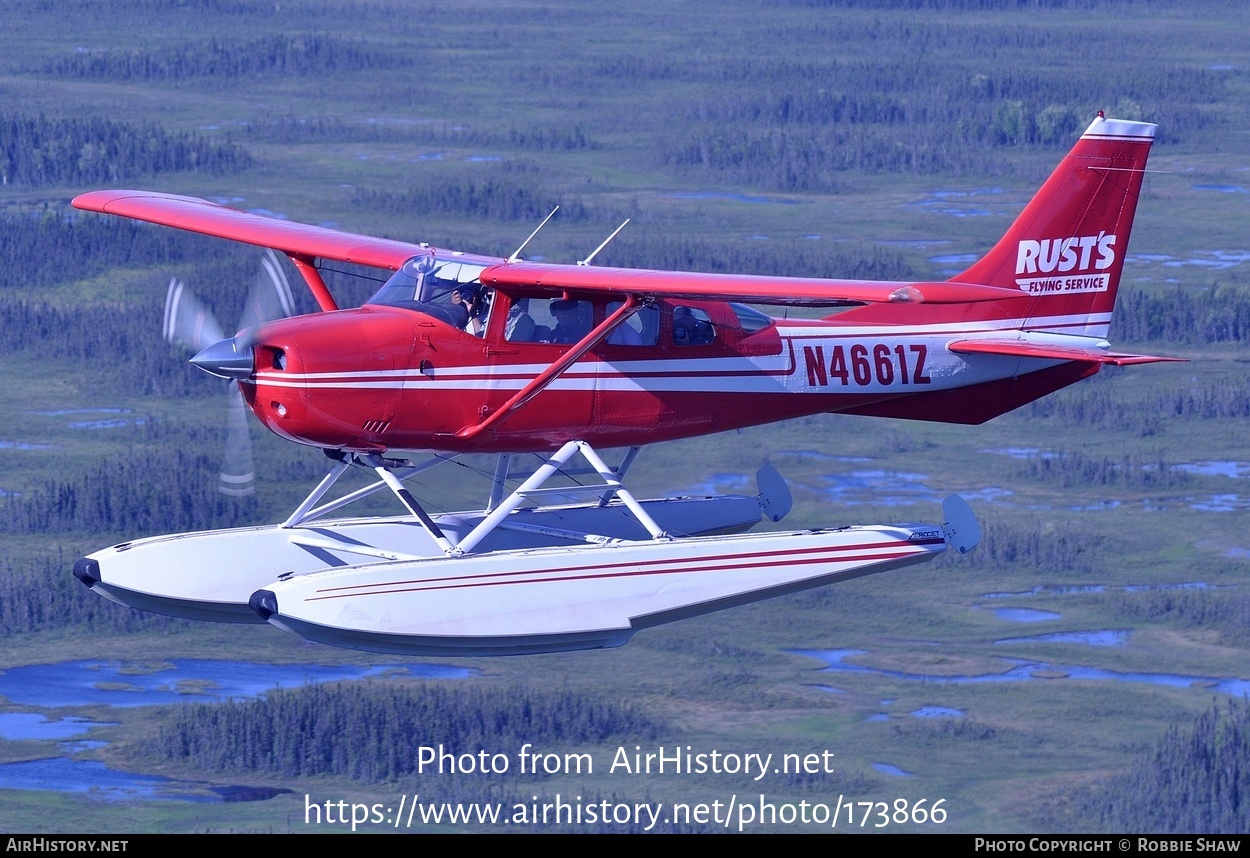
xmin=607 ymin=301 xmax=658 ymax=346
xmin=505 ymin=299 xmax=537 ymax=342
xmin=672 ymin=305 xmax=715 ymax=346
xmin=607 ymin=322 xmax=642 ymax=346
xmin=672 ymin=306 xmax=696 ymax=346
xmin=550 ymin=299 xmax=591 ymax=343
xmin=475 ymin=289 xmax=491 ymax=334
xmin=446 ymin=295 xmax=470 ymax=330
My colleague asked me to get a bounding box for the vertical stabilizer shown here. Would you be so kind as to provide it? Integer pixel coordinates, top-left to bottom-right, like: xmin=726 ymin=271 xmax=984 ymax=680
xmin=952 ymin=115 xmax=1155 ymax=337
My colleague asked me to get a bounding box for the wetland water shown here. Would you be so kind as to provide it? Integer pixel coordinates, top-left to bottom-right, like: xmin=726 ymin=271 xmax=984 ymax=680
xmin=0 ymin=659 xmax=471 ymax=707
xmin=689 ymin=454 xmax=1250 ymax=514
xmin=995 ymin=630 xmax=1129 ymax=647
xmin=0 ymin=758 xmax=203 ymax=801
xmin=792 ymin=649 xmax=1250 ymax=697
xmin=0 ymin=659 xmax=472 ymax=801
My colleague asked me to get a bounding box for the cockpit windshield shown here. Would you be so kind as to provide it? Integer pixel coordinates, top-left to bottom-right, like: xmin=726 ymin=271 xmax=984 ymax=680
xmin=365 ymin=255 xmax=492 ymax=332
xmin=368 ymin=256 xmax=488 ymax=308
xmin=367 ymin=255 xmax=492 ymax=332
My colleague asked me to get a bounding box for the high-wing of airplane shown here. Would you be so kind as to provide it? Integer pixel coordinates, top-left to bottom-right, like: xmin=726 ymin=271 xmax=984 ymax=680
xmin=70 ymin=114 xmax=1175 ymax=656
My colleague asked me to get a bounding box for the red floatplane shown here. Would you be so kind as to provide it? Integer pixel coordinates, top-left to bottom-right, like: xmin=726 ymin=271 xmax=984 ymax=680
xmin=71 ymin=114 xmax=1173 ymax=655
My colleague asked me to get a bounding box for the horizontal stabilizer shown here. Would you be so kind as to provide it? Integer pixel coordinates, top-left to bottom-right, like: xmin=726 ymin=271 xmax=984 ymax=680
xmin=947 ymin=339 xmax=1184 ymax=366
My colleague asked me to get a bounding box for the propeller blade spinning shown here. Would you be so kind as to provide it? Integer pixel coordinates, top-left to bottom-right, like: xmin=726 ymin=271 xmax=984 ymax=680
xmin=162 ymin=249 xmax=296 ymax=496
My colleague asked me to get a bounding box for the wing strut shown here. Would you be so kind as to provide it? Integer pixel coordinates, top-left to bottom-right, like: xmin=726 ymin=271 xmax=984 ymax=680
xmin=454 ymin=296 xmax=643 ymax=441
xmin=288 ymin=254 xmax=339 ymax=312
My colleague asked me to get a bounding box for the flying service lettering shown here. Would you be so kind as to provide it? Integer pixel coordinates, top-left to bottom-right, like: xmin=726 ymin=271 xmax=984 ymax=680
xmin=802 ymin=343 xmax=931 ymax=389
xmin=1014 ymin=273 xmax=1111 ymax=296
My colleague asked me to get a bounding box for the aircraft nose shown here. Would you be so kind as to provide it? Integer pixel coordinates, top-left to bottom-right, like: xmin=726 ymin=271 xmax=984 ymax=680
xmin=190 ymin=336 xmax=254 ymax=380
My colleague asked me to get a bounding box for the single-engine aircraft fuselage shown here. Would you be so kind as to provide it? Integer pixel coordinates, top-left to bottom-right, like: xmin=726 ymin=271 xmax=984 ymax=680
xmin=237 ymin=273 xmax=1110 ymax=455
xmin=68 ymin=115 xmax=1178 ymax=656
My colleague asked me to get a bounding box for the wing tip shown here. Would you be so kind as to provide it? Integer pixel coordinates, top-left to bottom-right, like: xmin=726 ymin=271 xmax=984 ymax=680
xmin=72 ymin=189 xmax=222 ymax=214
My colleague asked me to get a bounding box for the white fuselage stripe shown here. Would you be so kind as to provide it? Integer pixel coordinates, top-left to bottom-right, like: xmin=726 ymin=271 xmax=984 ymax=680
xmin=253 ymin=321 xmax=1097 ymax=395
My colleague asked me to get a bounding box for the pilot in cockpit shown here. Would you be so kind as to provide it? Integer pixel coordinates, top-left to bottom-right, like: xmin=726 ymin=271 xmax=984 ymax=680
xmin=451 ymin=285 xmax=489 ymax=336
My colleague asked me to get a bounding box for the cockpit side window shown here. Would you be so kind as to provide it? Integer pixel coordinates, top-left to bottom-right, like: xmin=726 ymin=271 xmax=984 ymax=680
xmin=452 ymin=285 xmax=491 ymax=336
xmin=368 ymin=257 xmax=488 ymax=306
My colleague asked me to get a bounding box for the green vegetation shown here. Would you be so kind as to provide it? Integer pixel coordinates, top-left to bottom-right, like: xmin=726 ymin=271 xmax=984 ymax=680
xmin=0 ymin=0 xmax=1248 ymax=835
xmin=39 ymin=34 xmax=414 ymax=82
xmin=1110 ymin=589 xmax=1250 ymax=647
xmin=1079 ymin=701 xmax=1250 ymax=833
xmin=0 ymin=115 xmax=249 ymax=187
xmin=152 ymin=682 xmax=663 ymax=781
xmin=354 ymin=166 xmax=588 ymax=222
xmin=2 ymin=441 xmax=260 ymax=535
xmin=1013 ymin=449 xmax=1192 ymax=490
xmin=0 ymin=554 xmax=189 ymax=635
xmin=1114 ymin=286 xmax=1250 ymax=344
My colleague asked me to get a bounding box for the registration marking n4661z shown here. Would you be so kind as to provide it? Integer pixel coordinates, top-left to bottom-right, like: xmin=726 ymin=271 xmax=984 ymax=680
xmin=802 ymin=343 xmax=931 ymax=388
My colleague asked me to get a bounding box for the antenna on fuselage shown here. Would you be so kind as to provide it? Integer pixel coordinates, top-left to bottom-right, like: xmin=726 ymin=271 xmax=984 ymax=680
xmin=578 ymin=219 xmax=630 ymax=266
xmin=507 ymin=206 xmax=559 ymax=263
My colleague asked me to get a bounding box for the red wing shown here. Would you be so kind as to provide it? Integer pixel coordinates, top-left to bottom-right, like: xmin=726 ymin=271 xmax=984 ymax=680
xmin=481 ymin=261 xmax=1023 ymax=306
xmin=948 ymin=339 xmax=1185 ymax=366
xmin=72 ymin=190 xmax=426 ymax=270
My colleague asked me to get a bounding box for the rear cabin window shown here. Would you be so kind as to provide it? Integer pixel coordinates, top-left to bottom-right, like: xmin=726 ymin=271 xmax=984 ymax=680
xmin=672 ymin=306 xmax=716 ymax=346
xmin=729 ymin=302 xmax=773 ymax=334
